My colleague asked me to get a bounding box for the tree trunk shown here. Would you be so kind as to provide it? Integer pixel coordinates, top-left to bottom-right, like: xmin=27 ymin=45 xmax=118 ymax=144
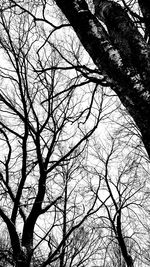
xmin=54 ymin=0 xmax=150 ymax=158
xmin=15 ymin=260 xmax=30 ymax=267
xmin=117 ymin=213 xmax=133 ymax=267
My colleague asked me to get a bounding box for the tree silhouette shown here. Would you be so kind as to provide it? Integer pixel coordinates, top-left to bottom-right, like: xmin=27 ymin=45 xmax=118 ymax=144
xmin=0 ymin=0 xmax=150 ymax=266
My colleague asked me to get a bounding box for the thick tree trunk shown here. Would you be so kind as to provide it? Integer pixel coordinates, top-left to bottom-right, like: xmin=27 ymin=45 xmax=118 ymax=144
xmin=15 ymin=258 xmax=30 ymax=267
xmin=54 ymin=0 xmax=150 ymax=158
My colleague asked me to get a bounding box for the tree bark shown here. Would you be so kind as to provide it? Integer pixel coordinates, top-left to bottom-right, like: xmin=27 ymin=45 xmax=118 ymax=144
xmin=138 ymin=0 xmax=150 ymax=39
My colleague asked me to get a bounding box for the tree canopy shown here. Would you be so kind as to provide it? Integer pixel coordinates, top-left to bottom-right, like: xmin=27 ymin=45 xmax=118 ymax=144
xmin=0 ymin=0 xmax=150 ymax=266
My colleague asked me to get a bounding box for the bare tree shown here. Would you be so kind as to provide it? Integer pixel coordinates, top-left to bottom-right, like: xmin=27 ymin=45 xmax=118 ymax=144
xmin=1 ymin=0 xmax=150 ymax=266
xmin=85 ymin=123 xmax=150 ymax=267
xmin=51 ymin=0 xmax=150 ymax=158
xmin=0 ymin=3 xmax=108 ymax=266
